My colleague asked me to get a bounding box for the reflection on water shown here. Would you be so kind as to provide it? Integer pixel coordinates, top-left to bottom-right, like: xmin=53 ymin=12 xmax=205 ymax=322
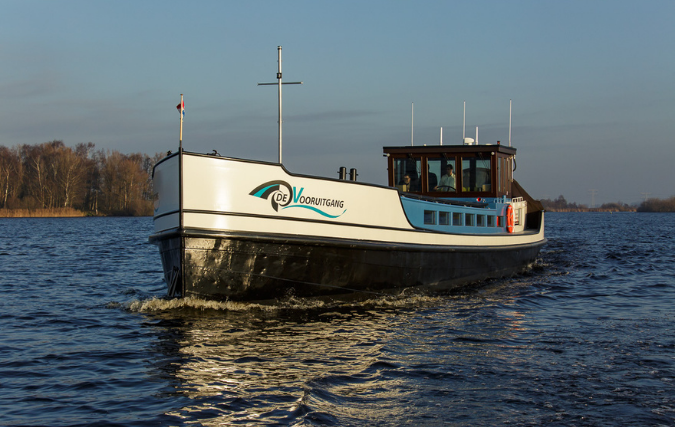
xmin=131 ymin=286 xmax=531 ymax=425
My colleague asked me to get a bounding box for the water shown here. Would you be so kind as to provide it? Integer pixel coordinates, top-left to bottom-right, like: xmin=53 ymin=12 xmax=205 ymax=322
xmin=1 ymin=213 xmax=674 ymax=426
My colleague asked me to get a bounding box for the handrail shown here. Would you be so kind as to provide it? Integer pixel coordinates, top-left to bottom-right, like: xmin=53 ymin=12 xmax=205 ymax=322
xmin=400 ymin=193 xmax=488 ymax=208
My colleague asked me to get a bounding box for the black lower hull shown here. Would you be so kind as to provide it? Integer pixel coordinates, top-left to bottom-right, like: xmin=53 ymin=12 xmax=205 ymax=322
xmin=151 ymin=230 xmax=546 ymax=301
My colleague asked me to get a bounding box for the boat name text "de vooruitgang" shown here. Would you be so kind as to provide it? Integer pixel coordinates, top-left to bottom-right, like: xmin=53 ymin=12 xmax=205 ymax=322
xmin=249 ymin=180 xmax=347 ymax=219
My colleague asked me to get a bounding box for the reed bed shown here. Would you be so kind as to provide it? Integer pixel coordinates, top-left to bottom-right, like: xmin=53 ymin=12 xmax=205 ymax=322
xmin=0 ymin=208 xmax=86 ymax=218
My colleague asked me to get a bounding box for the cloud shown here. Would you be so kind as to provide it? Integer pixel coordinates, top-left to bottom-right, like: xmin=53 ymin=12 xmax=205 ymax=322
xmin=0 ymin=72 xmax=61 ymax=99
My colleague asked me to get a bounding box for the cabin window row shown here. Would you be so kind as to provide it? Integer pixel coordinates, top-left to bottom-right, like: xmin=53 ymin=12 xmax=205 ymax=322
xmin=394 ymin=156 xmax=495 ymax=193
xmin=424 ymin=210 xmax=503 ymax=227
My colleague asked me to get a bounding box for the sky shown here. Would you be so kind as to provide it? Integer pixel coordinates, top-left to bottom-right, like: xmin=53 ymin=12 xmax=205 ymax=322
xmin=1 ymin=0 xmax=674 ymax=205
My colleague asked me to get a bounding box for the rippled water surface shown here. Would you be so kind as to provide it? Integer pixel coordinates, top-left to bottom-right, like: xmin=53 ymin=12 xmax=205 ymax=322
xmin=1 ymin=213 xmax=674 ymax=426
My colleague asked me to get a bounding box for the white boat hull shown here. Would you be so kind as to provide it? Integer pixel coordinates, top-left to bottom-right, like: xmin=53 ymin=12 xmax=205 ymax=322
xmin=150 ymin=152 xmax=546 ymax=301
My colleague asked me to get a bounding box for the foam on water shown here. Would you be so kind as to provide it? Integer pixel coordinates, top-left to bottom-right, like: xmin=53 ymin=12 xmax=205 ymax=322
xmin=126 ymin=291 xmax=454 ymax=314
xmin=128 ymin=295 xmax=278 ymax=312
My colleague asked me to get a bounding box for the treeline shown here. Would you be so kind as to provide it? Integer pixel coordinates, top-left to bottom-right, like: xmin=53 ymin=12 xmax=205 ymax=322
xmin=637 ymin=197 xmax=675 ymax=212
xmin=541 ymin=195 xmax=636 ymax=212
xmin=542 ymin=194 xmax=675 ymax=213
xmin=0 ymin=140 xmax=164 ymax=216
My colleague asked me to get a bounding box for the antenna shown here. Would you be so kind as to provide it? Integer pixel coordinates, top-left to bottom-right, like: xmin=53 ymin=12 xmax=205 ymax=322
xmin=462 ymin=100 xmax=466 ymax=141
xmin=258 ymin=46 xmax=303 ymax=164
xmin=411 ymin=102 xmax=414 ymax=146
xmin=509 ymin=99 xmax=512 ymax=147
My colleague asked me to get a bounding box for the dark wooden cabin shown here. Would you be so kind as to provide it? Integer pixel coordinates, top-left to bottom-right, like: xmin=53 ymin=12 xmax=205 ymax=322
xmin=383 ymin=143 xmax=517 ymax=199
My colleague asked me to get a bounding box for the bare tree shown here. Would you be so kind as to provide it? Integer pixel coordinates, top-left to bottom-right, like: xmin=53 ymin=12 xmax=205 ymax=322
xmin=21 ymin=143 xmax=50 ymax=208
xmin=0 ymin=146 xmax=23 ymax=208
xmin=98 ymin=150 xmax=154 ymax=215
xmin=54 ymin=144 xmax=85 ymax=208
xmin=3 ymin=141 xmax=159 ymax=215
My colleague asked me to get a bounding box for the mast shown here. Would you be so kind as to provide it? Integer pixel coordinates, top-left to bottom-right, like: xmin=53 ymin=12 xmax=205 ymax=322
xmin=258 ymin=46 xmax=303 ymax=164
xmin=278 ymin=47 xmax=282 ymax=162
xmin=178 ymin=94 xmax=185 ymax=297
xmin=179 ymin=94 xmax=184 ymax=151
xmin=177 ymin=94 xmax=184 ymax=232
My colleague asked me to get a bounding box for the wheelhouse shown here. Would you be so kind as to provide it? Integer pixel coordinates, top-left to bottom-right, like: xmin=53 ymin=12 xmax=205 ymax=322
xmin=383 ymin=143 xmax=517 ymax=199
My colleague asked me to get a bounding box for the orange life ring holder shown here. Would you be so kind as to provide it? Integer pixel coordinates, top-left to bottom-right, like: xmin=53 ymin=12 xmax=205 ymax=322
xmin=506 ymin=205 xmax=515 ymax=233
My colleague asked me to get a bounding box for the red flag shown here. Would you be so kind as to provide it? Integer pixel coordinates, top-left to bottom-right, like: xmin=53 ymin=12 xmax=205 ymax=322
xmin=176 ymin=100 xmax=185 ymax=117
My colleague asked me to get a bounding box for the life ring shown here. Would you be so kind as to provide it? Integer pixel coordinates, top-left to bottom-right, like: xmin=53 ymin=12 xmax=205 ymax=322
xmin=506 ymin=205 xmax=515 ymax=233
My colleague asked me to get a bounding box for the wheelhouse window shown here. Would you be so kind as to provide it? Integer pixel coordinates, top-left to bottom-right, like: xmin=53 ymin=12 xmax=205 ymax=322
xmin=461 ymin=156 xmax=492 ymax=193
xmin=427 ymin=158 xmax=456 ymax=193
xmin=393 ymin=157 xmax=421 ymax=192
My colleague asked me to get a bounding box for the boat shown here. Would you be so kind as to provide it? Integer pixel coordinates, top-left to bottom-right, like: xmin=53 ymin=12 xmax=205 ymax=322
xmin=150 ymin=49 xmax=544 ymax=301
xmin=149 ymin=138 xmax=546 ymax=301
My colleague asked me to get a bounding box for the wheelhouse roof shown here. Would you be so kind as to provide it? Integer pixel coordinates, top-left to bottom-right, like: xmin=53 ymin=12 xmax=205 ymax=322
xmin=383 ymin=144 xmax=517 ymax=156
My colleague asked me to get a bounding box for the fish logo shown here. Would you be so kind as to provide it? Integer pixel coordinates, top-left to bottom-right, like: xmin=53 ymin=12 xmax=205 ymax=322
xmin=250 ymin=180 xmax=347 ymax=218
xmin=249 ymin=180 xmax=293 ymax=211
